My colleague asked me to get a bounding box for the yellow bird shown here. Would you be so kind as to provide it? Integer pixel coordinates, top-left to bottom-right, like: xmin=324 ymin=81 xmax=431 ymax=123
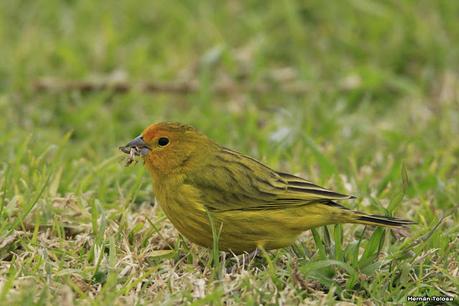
xmin=120 ymin=122 xmax=413 ymax=253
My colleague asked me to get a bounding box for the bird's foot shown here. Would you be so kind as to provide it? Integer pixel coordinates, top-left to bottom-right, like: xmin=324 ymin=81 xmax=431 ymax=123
xmin=243 ymin=248 xmax=263 ymax=266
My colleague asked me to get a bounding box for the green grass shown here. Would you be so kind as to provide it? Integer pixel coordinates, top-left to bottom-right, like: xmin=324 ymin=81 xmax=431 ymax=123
xmin=1 ymin=0 xmax=458 ymax=304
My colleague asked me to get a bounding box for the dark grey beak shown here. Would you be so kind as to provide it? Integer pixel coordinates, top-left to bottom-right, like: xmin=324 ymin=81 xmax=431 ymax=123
xmin=119 ymin=136 xmax=151 ymax=156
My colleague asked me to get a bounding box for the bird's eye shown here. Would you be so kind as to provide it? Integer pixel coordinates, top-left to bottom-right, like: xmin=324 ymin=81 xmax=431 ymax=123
xmin=158 ymin=137 xmax=169 ymax=147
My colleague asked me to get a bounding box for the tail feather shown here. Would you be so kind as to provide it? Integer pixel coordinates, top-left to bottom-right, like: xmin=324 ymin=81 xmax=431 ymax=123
xmin=354 ymin=214 xmax=415 ymax=228
xmin=319 ymin=201 xmax=415 ymax=228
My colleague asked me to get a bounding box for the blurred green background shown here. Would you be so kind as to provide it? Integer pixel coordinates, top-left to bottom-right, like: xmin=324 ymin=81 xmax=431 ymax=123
xmin=0 ymin=0 xmax=458 ymax=304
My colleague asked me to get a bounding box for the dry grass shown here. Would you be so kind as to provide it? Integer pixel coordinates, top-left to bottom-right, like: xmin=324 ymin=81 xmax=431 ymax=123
xmin=1 ymin=0 xmax=458 ymax=304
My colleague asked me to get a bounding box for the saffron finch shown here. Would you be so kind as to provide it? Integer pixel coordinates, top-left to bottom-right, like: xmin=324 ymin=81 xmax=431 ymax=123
xmin=120 ymin=122 xmax=414 ymax=253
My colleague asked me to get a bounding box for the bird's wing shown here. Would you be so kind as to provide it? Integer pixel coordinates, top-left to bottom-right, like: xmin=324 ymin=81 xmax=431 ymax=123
xmin=185 ymin=147 xmax=354 ymax=212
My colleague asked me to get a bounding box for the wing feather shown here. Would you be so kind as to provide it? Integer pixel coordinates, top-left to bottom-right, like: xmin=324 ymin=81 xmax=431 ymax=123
xmin=185 ymin=147 xmax=354 ymax=212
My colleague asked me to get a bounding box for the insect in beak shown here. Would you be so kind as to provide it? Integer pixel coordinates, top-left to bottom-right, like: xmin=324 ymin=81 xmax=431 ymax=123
xmin=119 ymin=136 xmax=151 ymax=166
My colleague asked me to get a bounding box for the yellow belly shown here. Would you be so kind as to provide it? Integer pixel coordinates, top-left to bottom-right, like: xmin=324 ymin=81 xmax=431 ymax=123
xmin=155 ymin=185 xmax=335 ymax=253
xmin=160 ymin=205 xmax=300 ymax=252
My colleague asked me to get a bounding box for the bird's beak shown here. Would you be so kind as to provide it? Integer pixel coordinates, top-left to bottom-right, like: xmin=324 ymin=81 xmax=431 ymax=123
xmin=119 ymin=136 xmax=151 ymax=156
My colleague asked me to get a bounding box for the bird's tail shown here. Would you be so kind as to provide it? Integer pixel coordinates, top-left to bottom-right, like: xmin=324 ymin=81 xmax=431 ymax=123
xmin=351 ymin=213 xmax=415 ymax=228
xmin=325 ymin=201 xmax=415 ymax=228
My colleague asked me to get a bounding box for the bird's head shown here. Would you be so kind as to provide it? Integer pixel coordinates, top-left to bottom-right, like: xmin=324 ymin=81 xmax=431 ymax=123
xmin=120 ymin=122 xmax=214 ymax=179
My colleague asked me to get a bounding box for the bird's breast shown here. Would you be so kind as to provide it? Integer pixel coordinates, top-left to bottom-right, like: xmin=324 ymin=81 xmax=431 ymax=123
xmin=155 ymin=183 xmax=213 ymax=248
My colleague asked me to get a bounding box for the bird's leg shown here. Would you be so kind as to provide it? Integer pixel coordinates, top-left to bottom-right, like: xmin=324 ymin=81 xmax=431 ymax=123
xmin=243 ymin=248 xmax=263 ymax=267
xmin=247 ymin=248 xmax=260 ymax=261
xmin=227 ymin=248 xmax=261 ymax=272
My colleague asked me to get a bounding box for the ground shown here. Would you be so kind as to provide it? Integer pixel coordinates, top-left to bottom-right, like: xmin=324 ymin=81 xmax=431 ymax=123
xmin=0 ymin=1 xmax=458 ymax=305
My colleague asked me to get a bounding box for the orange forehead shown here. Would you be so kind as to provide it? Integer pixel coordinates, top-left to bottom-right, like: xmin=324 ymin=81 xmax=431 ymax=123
xmin=141 ymin=122 xmax=195 ymax=141
xmin=141 ymin=123 xmax=160 ymax=141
